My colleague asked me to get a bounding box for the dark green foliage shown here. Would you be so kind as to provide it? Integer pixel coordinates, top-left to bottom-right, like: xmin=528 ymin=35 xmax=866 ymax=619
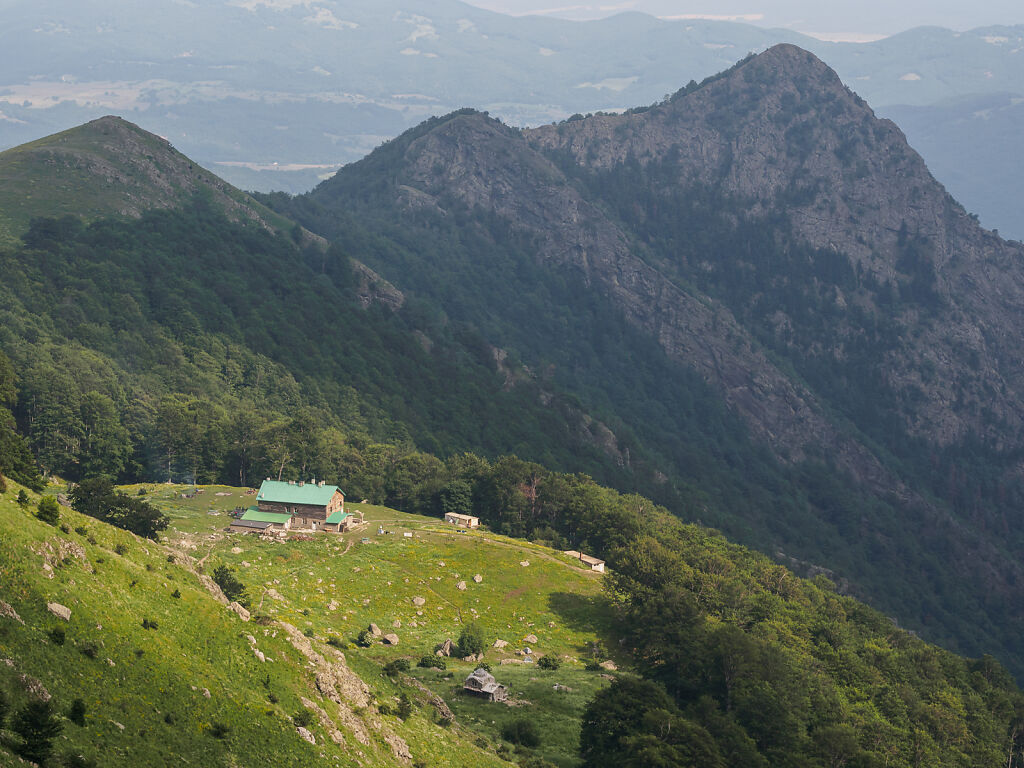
xmin=456 ymin=622 xmax=485 ymax=658
xmin=0 ymin=688 xmax=7 ymax=728
xmin=67 ymin=698 xmax=86 ymax=727
xmin=16 ymin=489 xmax=28 ymax=507
xmin=59 ymin=752 xmax=97 ymax=768
xmin=291 ymin=710 xmax=313 ymax=728
xmin=384 ymin=658 xmax=411 ymax=676
xmin=418 ymin=655 xmax=446 ymax=670
xmin=69 ymin=478 xmax=168 ymax=539
xmin=501 ymin=717 xmax=540 ymax=748
xmin=211 ymin=565 xmax=247 ymax=606
xmin=78 ymin=642 xmax=99 ymax=659
xmin=209 ymin=721 xmax=230 ymax=739
xmin=171 ymin=588 xmax=181 ymax=599
xmin=141 ymin=618 xmax=158 ymax=630
xmin=396 ymin=693 xmax=413 ymax=721
xmin=48 ymin=626 xmax=66 ymax=646
xmin=11 ymin=699 xmax=63 ymax=766
xmin=356 ymin=629 xmax=374 ymax=647
xmin=536 ymin=655 xmax=560 ymax=671
xmin=35 ymin=496 xmax=59 ymax=525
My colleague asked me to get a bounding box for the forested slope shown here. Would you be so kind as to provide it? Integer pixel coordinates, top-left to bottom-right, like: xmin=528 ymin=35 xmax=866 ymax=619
xmin=274 ymin=46 xmax=1024 ymax=677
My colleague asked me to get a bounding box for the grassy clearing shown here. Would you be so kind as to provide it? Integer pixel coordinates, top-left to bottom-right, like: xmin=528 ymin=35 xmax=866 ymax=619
xmin=0 ymin=481 xmax=511 ymax=767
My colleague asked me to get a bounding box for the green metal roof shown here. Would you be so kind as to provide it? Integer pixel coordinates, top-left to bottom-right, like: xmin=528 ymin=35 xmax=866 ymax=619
xmin=241 ymin=508 xmax=293 ymax=524
xmin=257 ymin=479 xmax=342 ymax=506
xmin=325 ymin=510 xmax=351 ymax=525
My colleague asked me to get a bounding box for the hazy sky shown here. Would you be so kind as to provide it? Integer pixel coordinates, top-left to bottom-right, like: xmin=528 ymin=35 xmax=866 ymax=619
xmin=463 ymin=1 xmax=1024 ymax=41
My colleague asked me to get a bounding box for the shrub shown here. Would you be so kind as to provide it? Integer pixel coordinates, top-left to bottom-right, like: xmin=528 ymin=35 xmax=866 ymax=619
xmin=74 ymin=526 xmax=88 ymax=536
xmin=584 ymin=660 xmax=601 ymax=672
xmin=67 ymin=698 xmax=86 ymax=727
xmin=292 ymin=710 xmax=314 ymax=728
xmin=11 ymin=699 xmax=63 ymax=765
xmin=356 ymin=629 xmax=374 ymax=647
xmin=417 ymin=655 xmax=446 ymax=670
xmin=164 ymin=712 xmax=175 ymax=725
xmin=396 ymin=694 xmax=413 ymax=721
xmin=61 ymin=751 xmax=97 ymax=767
xmin=212 ymin=565 xmax=248 ymax=606
xmin=142 ymin=618 xmax=158 ymax=630
xmin=456 ymin=622 xmax=486 ymax=657
xmin=59 ymin=523 xmax=70 ymax=534
xmin=384 ymin=658 xmax=411 ymax=676
xmin=0 ymin=688 xmax=8 ymax=728
xmin=267 ymin=692 xmax=279 ymax=704
xmin=303 ymin=627 xmax=315 ymax=638
xmin=49 ymin=626 xmax=66 ymax=646
xmin=137 ymin=487 xmax=147 ymax=495
xmin=537 ymin=655 xmax=560 ymax=671
xmin=171 ymin=589 xmax=181 ymax=599
xmin=209 ymin=721 xmax=230 ymax=739
xmin=501 ymin=717 xmax=540 ymax=748
xmin=79 ymin=642 xmax=99 ymax=659
xmin=326 ymin=635 xmax=346 ymax=649
xmin=114 ymin=543 xmax=127 ymax=556
xmin=16 ymin=489 xmax=29 ymax=507
xmin=167 ymin=554 xmax=175 ymax=563
xmin=36 ymin=496 xmax=60 ymax=525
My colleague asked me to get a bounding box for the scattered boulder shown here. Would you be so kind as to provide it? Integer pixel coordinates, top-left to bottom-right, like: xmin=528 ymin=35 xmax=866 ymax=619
xmin=383 ymin=633 xmax=400 ymax=646
xmin=253 ymin=649 xmax=266 ymax=663
xmin=473 ymin=574 xmax=483 ymax=583
xmin=46 ymin=602 xmax=71 ymax=621
xmin=392 ymin=619 xmax=401 ymax=629
xmin=520 ymin=560 xmax=530 ymax=567
xmin=412 ymin=596 xmax=426 ymax=607
xmin=493 ymin=639 xmax=508 ymax=649
xmin=265 ymin=588 xmax=284 ymax=601
xmin=0 ymin=600 xmax=24 ymax=624
xmin=435 ymin=639 xmax=454 ymax=657
xmin=18 ymin=673 xmax=51 ymax=701
xmin=297 ymin=726 xmax=316 ymax=745
xmin=463 ymin=652 xmax=483 ymax=662
xmin=231 ymin=547 xmax=243 ymax=554
xmin=456 ymin=581 xmax=467 ymax=591
xmin=328 ymin=600 xmax=340 ymax=611
xmin=599 ymin=660 xmax=618 ymax=671
xmin=369 ymin=623 xmax=382 ymax=637
xmin=201 ymin=688 xmax=211 ymax=698
xmin=524 ymin=634 xmax=538 ymax=645
xmin=228 ymin=602 xmax=251 ymax=622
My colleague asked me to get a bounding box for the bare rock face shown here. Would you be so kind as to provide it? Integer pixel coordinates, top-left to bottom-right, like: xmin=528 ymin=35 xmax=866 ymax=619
xmin=368 ymin=622 xmax=382 ymax=637
xmin=46 ymin=602 xmax=71 ymax=621
xmin=412 ymin=596 xmax=426 ymax=606
xmin=296 ymin=726 xmax=316 ymax=745
xmin=382 ymin=633 xmax=400 ymax=646
xmin=456 ymin=580 xmax=467 ymax=591
xmin=228 ymin=602 xmax=250 ymax=621
xmin=523 ymin=634 xmax=539 ymax=645
xmin=0 ymin=600 xmax=23 ymax=624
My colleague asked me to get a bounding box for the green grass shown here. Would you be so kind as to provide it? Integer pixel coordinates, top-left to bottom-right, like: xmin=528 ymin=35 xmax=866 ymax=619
xmin=0 ymin=482 xmax=620 ymax=766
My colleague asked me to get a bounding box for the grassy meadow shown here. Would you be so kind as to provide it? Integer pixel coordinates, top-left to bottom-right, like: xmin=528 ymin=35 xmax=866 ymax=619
xmin=0 ymin=482 xmax=619 ymax=767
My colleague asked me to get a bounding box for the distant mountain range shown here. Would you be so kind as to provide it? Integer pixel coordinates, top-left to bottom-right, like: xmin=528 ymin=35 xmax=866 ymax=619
xmin=0 ymin=0 xmax=1021 ymax=236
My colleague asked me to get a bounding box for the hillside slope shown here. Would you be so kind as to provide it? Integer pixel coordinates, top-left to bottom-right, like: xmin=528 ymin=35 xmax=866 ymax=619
xmin=0 ymin=115 xmax=299 ymax=247
xmin=288 ymin=45 xmax=1024 ymax=674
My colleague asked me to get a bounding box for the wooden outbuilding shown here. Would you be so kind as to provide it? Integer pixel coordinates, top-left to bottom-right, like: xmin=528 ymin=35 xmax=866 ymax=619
xmin=564 ymin=550 xmax=606 ymax=573
xmin=444 ymin=512 xmax=480 ymax=529
xmin=463 ymin=668 xmax=507 ymax=702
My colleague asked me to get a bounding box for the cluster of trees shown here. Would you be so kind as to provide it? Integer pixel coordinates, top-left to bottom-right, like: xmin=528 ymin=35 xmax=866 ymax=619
xmin=68 ymin=478 xmax=168 ymax=539
xmin=573 ymin=522 xmax=1024 ymax=766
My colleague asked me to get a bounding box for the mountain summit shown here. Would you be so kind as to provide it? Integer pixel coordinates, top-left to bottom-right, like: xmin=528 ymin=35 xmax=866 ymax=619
xmin=293 ymin=44 xmax=1024 ymax=671
xmin=0 ymin=115 xmax=291 ymax=245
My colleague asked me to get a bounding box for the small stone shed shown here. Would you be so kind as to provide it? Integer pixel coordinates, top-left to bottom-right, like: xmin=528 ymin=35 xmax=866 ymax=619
xmin=463 ymin=667 xmax=507 ymax=702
